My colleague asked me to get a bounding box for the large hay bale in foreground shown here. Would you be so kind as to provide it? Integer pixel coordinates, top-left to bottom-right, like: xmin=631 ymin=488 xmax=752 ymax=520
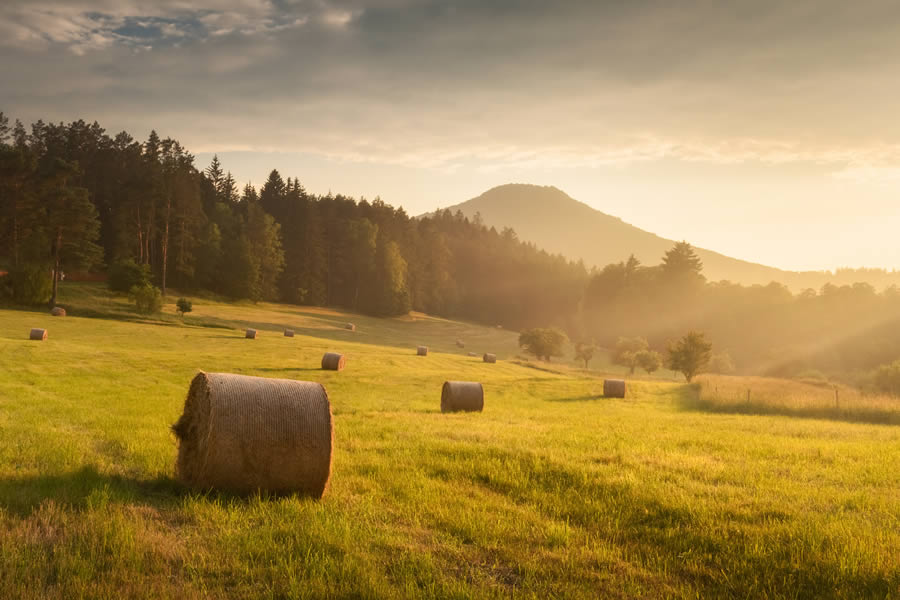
xmin=50 ymin=307 xmax=66 ymax=317
xmin=245 ymin=329 xmax=257 ymax=339
xmin=603 ymin=379 xmax=627 ymax=398
xmin=29 ymin=328 xmax=48 ymax=341
xmin=345 ymin=323 xmax=356 ymax=331
xmin=417 ymin=345 xmax=428 ymax=356
xmin=441 ymin=381 xmax=484 ymax=413
xmin=284 ymin=329 xmax=295 ymax=337
xmin=172 ymin=372 xmax=333 ymax=497
xmin=483 ymin=353 xmax=497 ymax=364
xmin=321 ymin=352 xmax=346 ymax=371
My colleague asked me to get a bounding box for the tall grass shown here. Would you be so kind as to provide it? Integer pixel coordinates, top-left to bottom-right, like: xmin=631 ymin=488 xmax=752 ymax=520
xmin=692 ymin=374 xmax=900 ymax=425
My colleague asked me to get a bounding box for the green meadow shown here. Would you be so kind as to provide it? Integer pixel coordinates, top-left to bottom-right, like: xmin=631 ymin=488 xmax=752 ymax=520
xmin=0 ymin=284 xmax=897 ymax=599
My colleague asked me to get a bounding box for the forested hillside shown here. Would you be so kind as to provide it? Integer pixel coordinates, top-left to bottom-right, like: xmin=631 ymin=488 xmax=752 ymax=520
xmin=0 ymin=113 xmax=587 ymax=329
xmin=3 ymin=112 xmax=900 ymax=381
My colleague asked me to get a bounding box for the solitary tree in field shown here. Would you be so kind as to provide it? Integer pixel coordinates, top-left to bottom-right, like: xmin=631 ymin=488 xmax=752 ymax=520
xmin=519 ymin=328 xmax=568 ymax=362
xmin=612 ymin=336 xmax=649 ymax=374
xmin=176 ymin=297 xmax=193 ymax=317
xmin=574 ymin=341 xmax=597 ymax=369
xmin=666 ymin=331 xmax=713 ymax=382
xmin=636 ymin=349 xmax=662 ymax=375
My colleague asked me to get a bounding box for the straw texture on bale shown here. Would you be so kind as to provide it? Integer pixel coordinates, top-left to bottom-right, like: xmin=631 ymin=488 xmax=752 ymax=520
xmin=417 ymin=346 xmax=428 ymax=356
xmin=345 ymin=323 xmax=356 ymax=331
xmin=321 ymin=352 xmax=346 ymax=371
xmin=468 ymin=352 xmax=478 ymax=357
xmin=50 ymin=307 xmax=66 ymax=317
xmin=603 ymin=379 xmax=627 ymax=398
xmin=483 ymin=353 xmax=497 ymax=363
xmin=245 ymin=329 xmax=257 ymax=339
xmin=284 ymin=329 xmax=295 ymax=337
xmin=171 ymin=372 xmax=333 ymax=497
xmin=29 ymin=328 xmax=48 ymax=341
xmin=441 ymin=381 xmax=484 ymax=413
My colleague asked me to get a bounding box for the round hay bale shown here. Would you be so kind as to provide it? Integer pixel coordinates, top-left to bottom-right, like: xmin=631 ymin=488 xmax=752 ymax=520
xmin=284 ymin=329 xmax=295 ymax=337
xmin=29 ymin=328 xmax=48 ymax=341
xmin=456 ymin=340 xmax=465 ymax=348
xmin=50 ymin=307 xmax=66 ymax=317
xmin=441 ymin=381 xmax=484 ymax=413
xmin=321 ymin=352 xmax=346 ymax=371
xmin=603 ymin=379 xmax=626 ymax=398
xmin=483 ymin=353 xmax=497 ymax=364
xmin=467 ymin=351 xmax=478 ymax=357
xmin=172 ymin=372 xmax=333 ymax=497
xmin=417 ymin=345 xmax=428 ymax=356
xmin=245 ymin=329 xmax=257 ymax=339
xmin=345 ymin=323 xmax=356 ymax=331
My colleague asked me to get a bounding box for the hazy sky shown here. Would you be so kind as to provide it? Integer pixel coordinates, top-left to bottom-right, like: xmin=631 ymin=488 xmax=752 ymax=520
xmin=2 ymin=0 xmax=899 ymax=271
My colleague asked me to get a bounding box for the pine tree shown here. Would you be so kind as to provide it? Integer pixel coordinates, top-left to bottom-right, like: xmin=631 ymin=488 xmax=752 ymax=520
xmin=37 ymin=158 xmax=103 ymax=306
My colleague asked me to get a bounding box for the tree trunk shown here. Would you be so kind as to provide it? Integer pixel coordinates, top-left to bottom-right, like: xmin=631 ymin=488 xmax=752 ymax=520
xmin=49 ymin=229 xmax=62 ymax=307
xmin=161 ymin=193 xmax=171 ymax=296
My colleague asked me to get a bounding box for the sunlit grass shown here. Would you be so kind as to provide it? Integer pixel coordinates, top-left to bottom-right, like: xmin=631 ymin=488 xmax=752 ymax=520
xmin=0 ymin=284 xmax=897 ymax=598
xmin=693 ymin=374 xmax=900 ymax=425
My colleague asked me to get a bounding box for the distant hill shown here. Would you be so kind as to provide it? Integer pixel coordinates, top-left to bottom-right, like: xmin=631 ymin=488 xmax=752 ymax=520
xmin=428 ymin=184 xmax=896 ymax=290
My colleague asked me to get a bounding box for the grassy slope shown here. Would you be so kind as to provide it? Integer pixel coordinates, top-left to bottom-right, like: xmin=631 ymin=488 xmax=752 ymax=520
xmin=0 ymin=284 xmax=897 ymax=599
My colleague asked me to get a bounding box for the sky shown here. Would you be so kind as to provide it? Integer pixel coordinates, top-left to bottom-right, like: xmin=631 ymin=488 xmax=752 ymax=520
xmin=2 ymin=0 xmax=899 ymax=271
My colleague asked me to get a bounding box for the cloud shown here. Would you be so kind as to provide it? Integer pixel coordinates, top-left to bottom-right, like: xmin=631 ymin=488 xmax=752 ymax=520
xmin=2 ymin=0 xmax=900 ymax=176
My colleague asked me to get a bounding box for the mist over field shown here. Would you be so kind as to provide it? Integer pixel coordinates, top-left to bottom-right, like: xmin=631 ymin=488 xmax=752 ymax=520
xmin=1 ymin=1 xmax=899 ymax=598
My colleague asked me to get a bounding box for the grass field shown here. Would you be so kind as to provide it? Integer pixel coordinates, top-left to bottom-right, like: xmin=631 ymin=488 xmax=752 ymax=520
xmin=0 ymin=284 xmax=898 ymax=599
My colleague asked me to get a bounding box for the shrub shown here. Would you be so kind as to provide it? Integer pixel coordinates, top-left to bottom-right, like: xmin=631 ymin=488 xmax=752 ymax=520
xmin=109 ymin=259 xmax=151 ymax=293
xmin=176 ymin=297 xmax=193 ymax=316
xmin=130 ymin=283 xmax=162 ymax=314
xmin=8 ymin=263 xmax=52 ymax=304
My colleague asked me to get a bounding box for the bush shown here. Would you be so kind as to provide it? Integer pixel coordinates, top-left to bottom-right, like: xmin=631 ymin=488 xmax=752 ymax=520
xmin=176 ymin=297 xmax=193 ymax=316
xmin=109 ymin=259 xmax=151 ymax=293
xmin=130 ymin=283 xmax=162 ymax=314
xmin=8 ymin=263 xmax=52 ymax=304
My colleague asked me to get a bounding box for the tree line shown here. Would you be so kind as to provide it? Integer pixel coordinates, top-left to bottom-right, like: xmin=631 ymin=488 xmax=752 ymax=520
xmin=0 ymin=113 xmax=586 ymax=327
xmin=3 ymin=112 xmax=899 ymax=382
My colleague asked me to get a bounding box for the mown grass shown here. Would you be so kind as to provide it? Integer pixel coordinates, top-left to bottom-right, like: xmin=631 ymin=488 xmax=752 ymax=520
xmin=692 ymin=374 xmax=900 ymax=425
xmin=0 ymin=283 xmax=898 ymax=599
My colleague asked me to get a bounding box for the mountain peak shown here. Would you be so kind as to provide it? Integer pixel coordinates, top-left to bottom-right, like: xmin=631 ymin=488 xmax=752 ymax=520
xmin=431 ymin=183 xmax=798 ymax=287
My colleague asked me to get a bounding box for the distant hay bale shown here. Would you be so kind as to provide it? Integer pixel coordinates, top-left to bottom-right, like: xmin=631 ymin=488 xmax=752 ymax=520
xmin=29 ymin=328 xmax=48 ymax=341
xmin=284 ymin=329 xmax=295 ymax=337
xmin=456 ymin=339 xmax=465 ymax=348
xmin=441 ymin=381 xmax=484 ymax=413
xmin=245 ymin=329 xmax=257 ymax=339
xmin=417 ymin=345 xmax=428 ymax=356
xmin=603 ymin=379 xmax=627 ymax=398
xmin=483 ymin=353 xmax=497 ymax=363
xmin=50 ymin=307 xmax=66 ymax=317
xmin=321 ymin=352 xmax=346 ymax=371
xmin=468 ymin=351 xmax=478 ymax=357
xmin=171 ymin=372 xmax=333 ymax=497
xmin=345 ymin=323 xmax=356 ymax=331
